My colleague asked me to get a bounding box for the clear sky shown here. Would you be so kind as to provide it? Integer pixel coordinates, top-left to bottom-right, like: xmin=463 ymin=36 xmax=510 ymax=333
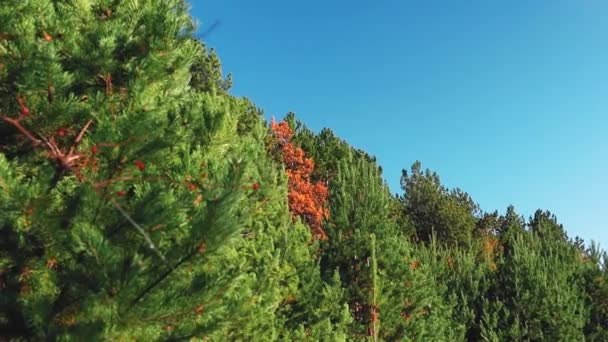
xmin=190 ymin=1 xmax=608 ymax=247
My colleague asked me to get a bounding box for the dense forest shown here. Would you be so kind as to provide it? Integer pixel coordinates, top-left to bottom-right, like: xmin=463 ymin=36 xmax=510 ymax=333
xmin=1 ymin=1 xmax=607 ymax=341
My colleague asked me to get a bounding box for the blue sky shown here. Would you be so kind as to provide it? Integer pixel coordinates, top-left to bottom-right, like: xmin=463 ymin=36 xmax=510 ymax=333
xmin=191 ymin=1 xmax=608 ymax=246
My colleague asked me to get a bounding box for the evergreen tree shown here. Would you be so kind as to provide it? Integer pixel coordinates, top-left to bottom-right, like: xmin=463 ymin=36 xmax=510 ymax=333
xmin=378 ymin=234 xmax=465 ymax=341
xmin=400 ymin=161 xmax=478 ymax=246
xmin=581 ymin=241 xmax=608 ymax=341
xmin=189 ymin=43 xmax=232 ymax=94
xmin=481 ymin=226 xmax=588 ymax=341
xmin=319 ymin=151 xmax=392 ymax=338
xmin=0 ymin=1 xmax=263 ymax=339
xmin=528 ymin=209 xmax=568 ymax=243
xmin=285 ymin=112 xmax=376 ymax=185
xmin=320 ymin=151 xmax=463 ymax=340
xmin=175 ymin=132 xmax=350 ymax=339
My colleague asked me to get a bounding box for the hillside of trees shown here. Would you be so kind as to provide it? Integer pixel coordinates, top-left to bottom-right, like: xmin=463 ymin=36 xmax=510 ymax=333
xmin=1 ymin=1 xmax=607 ymax=341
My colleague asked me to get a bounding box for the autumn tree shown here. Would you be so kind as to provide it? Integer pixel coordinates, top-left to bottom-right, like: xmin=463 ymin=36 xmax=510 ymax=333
xmin=270 ymin=119 xmax=329 ymax=240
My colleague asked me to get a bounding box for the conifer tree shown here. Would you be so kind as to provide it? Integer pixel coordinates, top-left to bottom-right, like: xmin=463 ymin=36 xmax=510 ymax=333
xmin=400 ymin=161 xmax=478 ymax=246
xmin=172 ymin=127 xmax=350 ymax=339
xmin=189 ymin=44 xmax=232 ymax=94
xmin=581 ymin=241 xmax=608 ymax=341
xmin=319 ymin=151 xmax=391 ymax=338
xmin=436 ymin=236 xmax=497 ymax=341
xmin=320 ymin=151 xmax=460 ymax=340
xmin=378 ymin=235 xmax=465 ymax=341
xmin=481 ymin=225 xmax=588 ymax=341
xmin=528 ymin=209 xmax=568 ymax=243
xmin=285 ymin=112 xmax=376 ymax=185
xmin=0 ymin=1 xmax=261 ymax=339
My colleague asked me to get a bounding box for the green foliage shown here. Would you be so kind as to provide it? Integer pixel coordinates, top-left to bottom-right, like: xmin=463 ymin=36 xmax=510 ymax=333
xmin=400 ymin=161 xmax=479 ymax=246
xmin=528 ymin=209 xmax=568 ymax=243
xmin=481 ymin=229 xmax=588 ymax=341
xmin=320 ymin=151 xmax=393 ymax=337
xmin=189 ymin=42 xmax=233 ymax=94
xmin=378 ymin=235 xmax=465 ymax=341
xmin=1 ymin=1 xmax=607 ymax=341
xmin=286 ymin=112 xmax=376 ymax=184
xmin=0 ymin=1 xmax=347 ymax=340
xmin=582 ymin=242 xmax=608 ymax=341
xmin=180 ymin=147 xmax=349 ymax=340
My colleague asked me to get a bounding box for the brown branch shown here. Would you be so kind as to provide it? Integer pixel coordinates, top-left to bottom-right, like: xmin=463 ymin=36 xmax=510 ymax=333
xmin=69 ymin=119 xmax=93 ymax=154
xmin=1 ymin=115 xmax=41 ymax=146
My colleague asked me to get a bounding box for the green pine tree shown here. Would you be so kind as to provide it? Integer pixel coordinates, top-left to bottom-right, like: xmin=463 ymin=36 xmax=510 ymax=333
xmin=581 ymin=241 xmax=608 ymax=341
xmin=379 ymin=235 xmax=465 ymax=341
xmin=481 ymin=224 xmax=588 ymax=341
xmin=319 ymin=151 xmax=392 ymax=338
xmin=400 ymin=161 xmax=478 ymax=246
xmin=181 ymin=125 xmax=351 ymax=340
xmin=1 ymin=1 xmax=262 ymax=339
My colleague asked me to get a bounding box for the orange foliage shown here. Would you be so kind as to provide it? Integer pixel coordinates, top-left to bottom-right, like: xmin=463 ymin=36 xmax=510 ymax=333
xmin=271 ymin=120 xmax=329 ymax=240
xmin=409 ymin=259 xmax=421 ymax=271
xmin=482 ymin=235 xmax=500 ymax=271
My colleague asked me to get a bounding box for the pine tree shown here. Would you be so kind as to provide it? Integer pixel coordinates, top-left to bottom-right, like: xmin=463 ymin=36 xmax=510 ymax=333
xmin=528 ymin=209 xmax=568 ymax=243
xmin=285 ymin=112 xmax=376 ymax=185
xmin=581 ymin=241 xmax=608 ymax=341
xmin=189 ymin=44 xmax=233 ymax=94
xmin=176 ymin=117 xmax=350 ymax=339
xmin=0 ymin=1 xmax=260 ymax=339
xmin=436 ymin=236 xmax=497 ymax=341
xmin=400 ymin=161 xmax=478 ymax=246
xmin=481 ymin=225 xmax=588 ymax=341
xmin=318 ymin=151 xmax=391 ymax=337
xmin=378 ymin=235 xmax=465 ymax=341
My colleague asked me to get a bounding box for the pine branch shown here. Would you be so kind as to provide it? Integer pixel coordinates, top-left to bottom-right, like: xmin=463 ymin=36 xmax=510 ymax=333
xmin=1 ymin=115 xmax=41 ymax=146
xmin=110 ymin=199 xmax=166 ymax=262
xmin=125 ymin=198 xmax=228 ymax=312
xmin=93 ymin=176 xmax=163 ymax=189
xmin=128 ymin=246 xmax=200 ymax=309
xmin=68 ymin=119 xmax=93 ymax=155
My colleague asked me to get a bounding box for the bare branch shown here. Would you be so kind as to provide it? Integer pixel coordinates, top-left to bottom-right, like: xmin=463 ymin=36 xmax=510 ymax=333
xmin=72 ymin=119 xmax=93 ymax=150
xmin=1 ymin=115 xmax=42 ymax=146
xmin=111 ymin=199 xmax=166 ymax=262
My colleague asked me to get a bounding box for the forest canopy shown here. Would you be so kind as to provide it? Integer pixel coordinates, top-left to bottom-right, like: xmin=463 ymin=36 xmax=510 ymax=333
xmin=0 ymin=1 xmax=606 ymax=341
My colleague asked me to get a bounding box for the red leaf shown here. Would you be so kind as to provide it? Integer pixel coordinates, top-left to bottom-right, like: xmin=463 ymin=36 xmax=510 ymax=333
xmin=134 ymin=160 xmax=145 ymax=171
